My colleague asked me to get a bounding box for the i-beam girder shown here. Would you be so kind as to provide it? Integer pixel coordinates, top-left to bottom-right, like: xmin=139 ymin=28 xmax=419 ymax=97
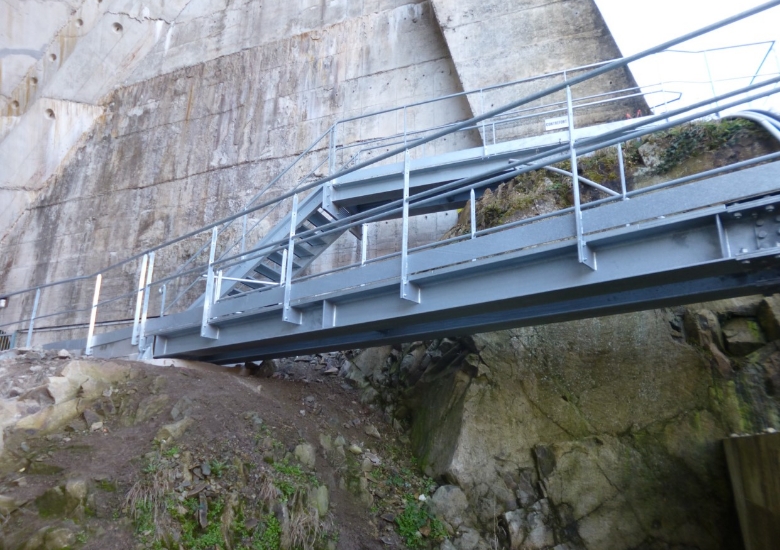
xmin=125 ymin=161 xmax=780 ymax=363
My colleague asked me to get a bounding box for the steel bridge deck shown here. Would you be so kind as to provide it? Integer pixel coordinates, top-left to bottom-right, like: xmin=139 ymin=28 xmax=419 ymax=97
xmin=80 ymin=159 xmax=780 ymax=363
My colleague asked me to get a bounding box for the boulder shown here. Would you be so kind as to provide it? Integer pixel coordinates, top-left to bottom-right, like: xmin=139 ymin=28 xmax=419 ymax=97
xmin=429 ymin=485 xmax=474 ymax=531
xmin=134 ymin=394 xmax=170 ymax=424
xmin=45 ymin=527 xmax=75 ymax=549
xmin=758 ymin=295 xmax=780 ymax=341
xmin=452 ymin=527 xmax=491 ymax=550
xmin=294 ymin=443 xmax=316 ymax=469
xmin=45 ymin=377 xmax=79 ymax=404
xmin=171 ymin=396 xmax=194 ymax=420
xmin=155 ymin=416 xmax=194 ymax=442
xmin=351 ymin=346 xmax=393 ymax=385
xmin=311 ymin=485 xmax=329 ymax=516
xmin=500 ymin=502 xmax=555 ymax=550
xmin=722 ymin=317 xmax=766 ymax=356
xmin=683 ymin=309 xmax=722 ymax=350
xmin=0 ymin=494 xmax=19 ymax=514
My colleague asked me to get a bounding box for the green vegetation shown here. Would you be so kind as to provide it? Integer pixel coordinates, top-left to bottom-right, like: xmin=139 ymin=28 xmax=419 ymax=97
xmin=248 ymin=515 xmax=282 ymax=550
xmin=163 ymin=446 xmax=181 ymax=458
xmin=396 ymin=497 xmax=447 ymax=549
xmin=173 ymin=497 xmax=225 ymax=550
xmin=449 ymin=118 xmax=774 ymax=237
xmin=653 ymin=118 xmax=760 ymax=174
xmin=209 ymin=459 xmax=227 ymax=478
xmin=125 ymin=440 xmax=328 ymax=550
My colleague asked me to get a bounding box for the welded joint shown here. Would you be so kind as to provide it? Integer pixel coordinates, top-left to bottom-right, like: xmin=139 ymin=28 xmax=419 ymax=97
xmin=401 ymin=280 xmax=421 ymax=304
xmin=322 ymin=300 xmax=337 ymax=329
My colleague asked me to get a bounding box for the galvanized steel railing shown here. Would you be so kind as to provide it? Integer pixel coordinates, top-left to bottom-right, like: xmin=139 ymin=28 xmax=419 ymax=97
xmin=1 ymin=0 xmax=780 ymax=354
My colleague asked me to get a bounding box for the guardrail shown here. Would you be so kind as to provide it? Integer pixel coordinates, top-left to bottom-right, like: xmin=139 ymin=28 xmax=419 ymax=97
xmin=1 ymin=1 xmax=780 ymax=355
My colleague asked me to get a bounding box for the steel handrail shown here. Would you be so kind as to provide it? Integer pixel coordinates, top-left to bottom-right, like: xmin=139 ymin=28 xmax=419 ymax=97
xmin=208 ymin=75 xmax=780 ymax=277
xmin=2 ymin=1 xmax=779 ymax=344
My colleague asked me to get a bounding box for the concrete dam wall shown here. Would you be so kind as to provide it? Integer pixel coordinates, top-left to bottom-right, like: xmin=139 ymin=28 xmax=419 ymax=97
xmin=0 ymin=0 xmax=639 ymax=334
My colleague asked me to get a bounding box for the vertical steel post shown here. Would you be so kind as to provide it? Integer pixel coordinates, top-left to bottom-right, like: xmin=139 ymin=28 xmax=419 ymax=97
xmin=85 ymin=274 xmax=102 ymax=356
xmin=25 ymin=288 xmax=41 ymax=348
xmin=400 ymin=150 xmax=420 ymax=302
xmin=328 ymin=124 xmax=337 ymax=176
xmin=280 ymin=249 xmax=288 ymax=286
xmin=200 ymin=228 xmax=219 ymax=339
xmin=565 ymin=80 xmax=596 ymax=270
xmin=361 ymin=223 xmax=368 ymax=266
xmin=138 ymin=251 xmax=155 ymax=351
xmin=323 ymin=124 xmax=339 ymax=217
xmin=480 ymin=89 xmax=487 ymax=156
xmin=131 ymin=254 xmax=148 ymax=345
xmin=283 ymin=195 xmax=302 ymax=324
xmin=470 ymin=188 xmax=477 ymax=239
xmin=216 ymin=270 xmax=223 ymax=300
xmin=617 ymin=143 xmax=628 ymax=200
xmin=159 ymin=285 xmax=167 ymax=317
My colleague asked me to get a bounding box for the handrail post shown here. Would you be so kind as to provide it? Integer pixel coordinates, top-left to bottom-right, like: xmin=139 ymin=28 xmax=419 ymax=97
xmin=85 ymin=274 xmax=102 ymax=356
xmin=328 ymin=124 xmax=337 ymax=176
xmin=480 ymin=89 xmax=487 ymax=156
xmin=400 ymin=150 xmax=420 ymax=302
xmin=617 ymin=143 xmax=628 ymax=200
xmin=159 ymin=284 xmax=167 ymax=317
xmin=470 ymin=188 xmax=477 ymax=239
xmin=361 ymin=223 xmax=369 ymax=266
xmin=131 ymin=254 xmax=149 ymax=345
xmin=565 ymin=76 xmax=596 ymax=270
xmin=323 ymin=125 xmax=339 ymax=217
xmin=25 ymin=288 xmax=41 ymax=348
xmin=138 ymin=251 xmax=155 ymax=352
xmin=283 ymin=194 xmax=302 ymax=324
xmin=200 ymin=228 xmax=220 ymax=339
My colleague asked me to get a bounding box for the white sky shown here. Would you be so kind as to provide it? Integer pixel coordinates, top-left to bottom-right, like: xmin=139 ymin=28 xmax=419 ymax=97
xmin=595 ymin=0 xmax=780 ymax=113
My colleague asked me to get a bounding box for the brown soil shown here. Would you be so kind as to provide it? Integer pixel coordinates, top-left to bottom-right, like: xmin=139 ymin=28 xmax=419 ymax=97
xmin=0 ymin=354 xmax=428 ymax=550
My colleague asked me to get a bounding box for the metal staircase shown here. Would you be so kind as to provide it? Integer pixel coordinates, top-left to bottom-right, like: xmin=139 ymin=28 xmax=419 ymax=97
xmin=4 ymin=1 xmax=780 ymax=363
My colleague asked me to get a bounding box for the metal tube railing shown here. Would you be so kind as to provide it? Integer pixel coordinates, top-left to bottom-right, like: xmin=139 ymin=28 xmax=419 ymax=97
xmin=3 ymin=1 xmax=780 ymax=352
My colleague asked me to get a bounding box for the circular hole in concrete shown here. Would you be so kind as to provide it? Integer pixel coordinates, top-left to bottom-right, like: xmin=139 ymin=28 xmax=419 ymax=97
xmin=11 ymin=100 xmax=19 ymax=110
xmin=76 ymin=18 xmax=84 ymax=27
xmin=49 ymin=53 xmax=57 ymax=62
xmin=45 ymin=108 xmax=55 ymax=120
xmin=30 ymin=77 xmax=38 ymax=86
xmin=112 ymin=22 xmax=123 ymax=33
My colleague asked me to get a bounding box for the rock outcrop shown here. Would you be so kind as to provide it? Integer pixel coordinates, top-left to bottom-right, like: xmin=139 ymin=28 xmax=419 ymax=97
xmin=346 ymin=296 xmax=780 ymax=549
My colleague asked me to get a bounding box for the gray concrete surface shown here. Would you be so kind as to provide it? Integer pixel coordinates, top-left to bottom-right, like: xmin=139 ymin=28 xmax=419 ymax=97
xmin=0 ymin=0 xmax=635 ymax=344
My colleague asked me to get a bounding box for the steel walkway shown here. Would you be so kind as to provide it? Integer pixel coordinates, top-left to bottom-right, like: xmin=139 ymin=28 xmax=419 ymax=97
xmin=3 ymin=2 xmax=780 ymax=362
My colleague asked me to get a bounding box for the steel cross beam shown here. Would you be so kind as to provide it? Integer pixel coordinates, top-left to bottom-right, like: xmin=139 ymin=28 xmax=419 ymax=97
xmin=125 ymin=161 xmax=780 ymax=363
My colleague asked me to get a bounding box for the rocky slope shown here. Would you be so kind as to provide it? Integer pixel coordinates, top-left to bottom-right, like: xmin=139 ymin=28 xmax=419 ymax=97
xmin=0 ymin=350 xmax=447 ymax=550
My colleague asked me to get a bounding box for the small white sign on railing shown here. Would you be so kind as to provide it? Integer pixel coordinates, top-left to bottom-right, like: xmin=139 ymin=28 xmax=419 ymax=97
xmin=544 ymin=116 xmax=569 ymax=132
